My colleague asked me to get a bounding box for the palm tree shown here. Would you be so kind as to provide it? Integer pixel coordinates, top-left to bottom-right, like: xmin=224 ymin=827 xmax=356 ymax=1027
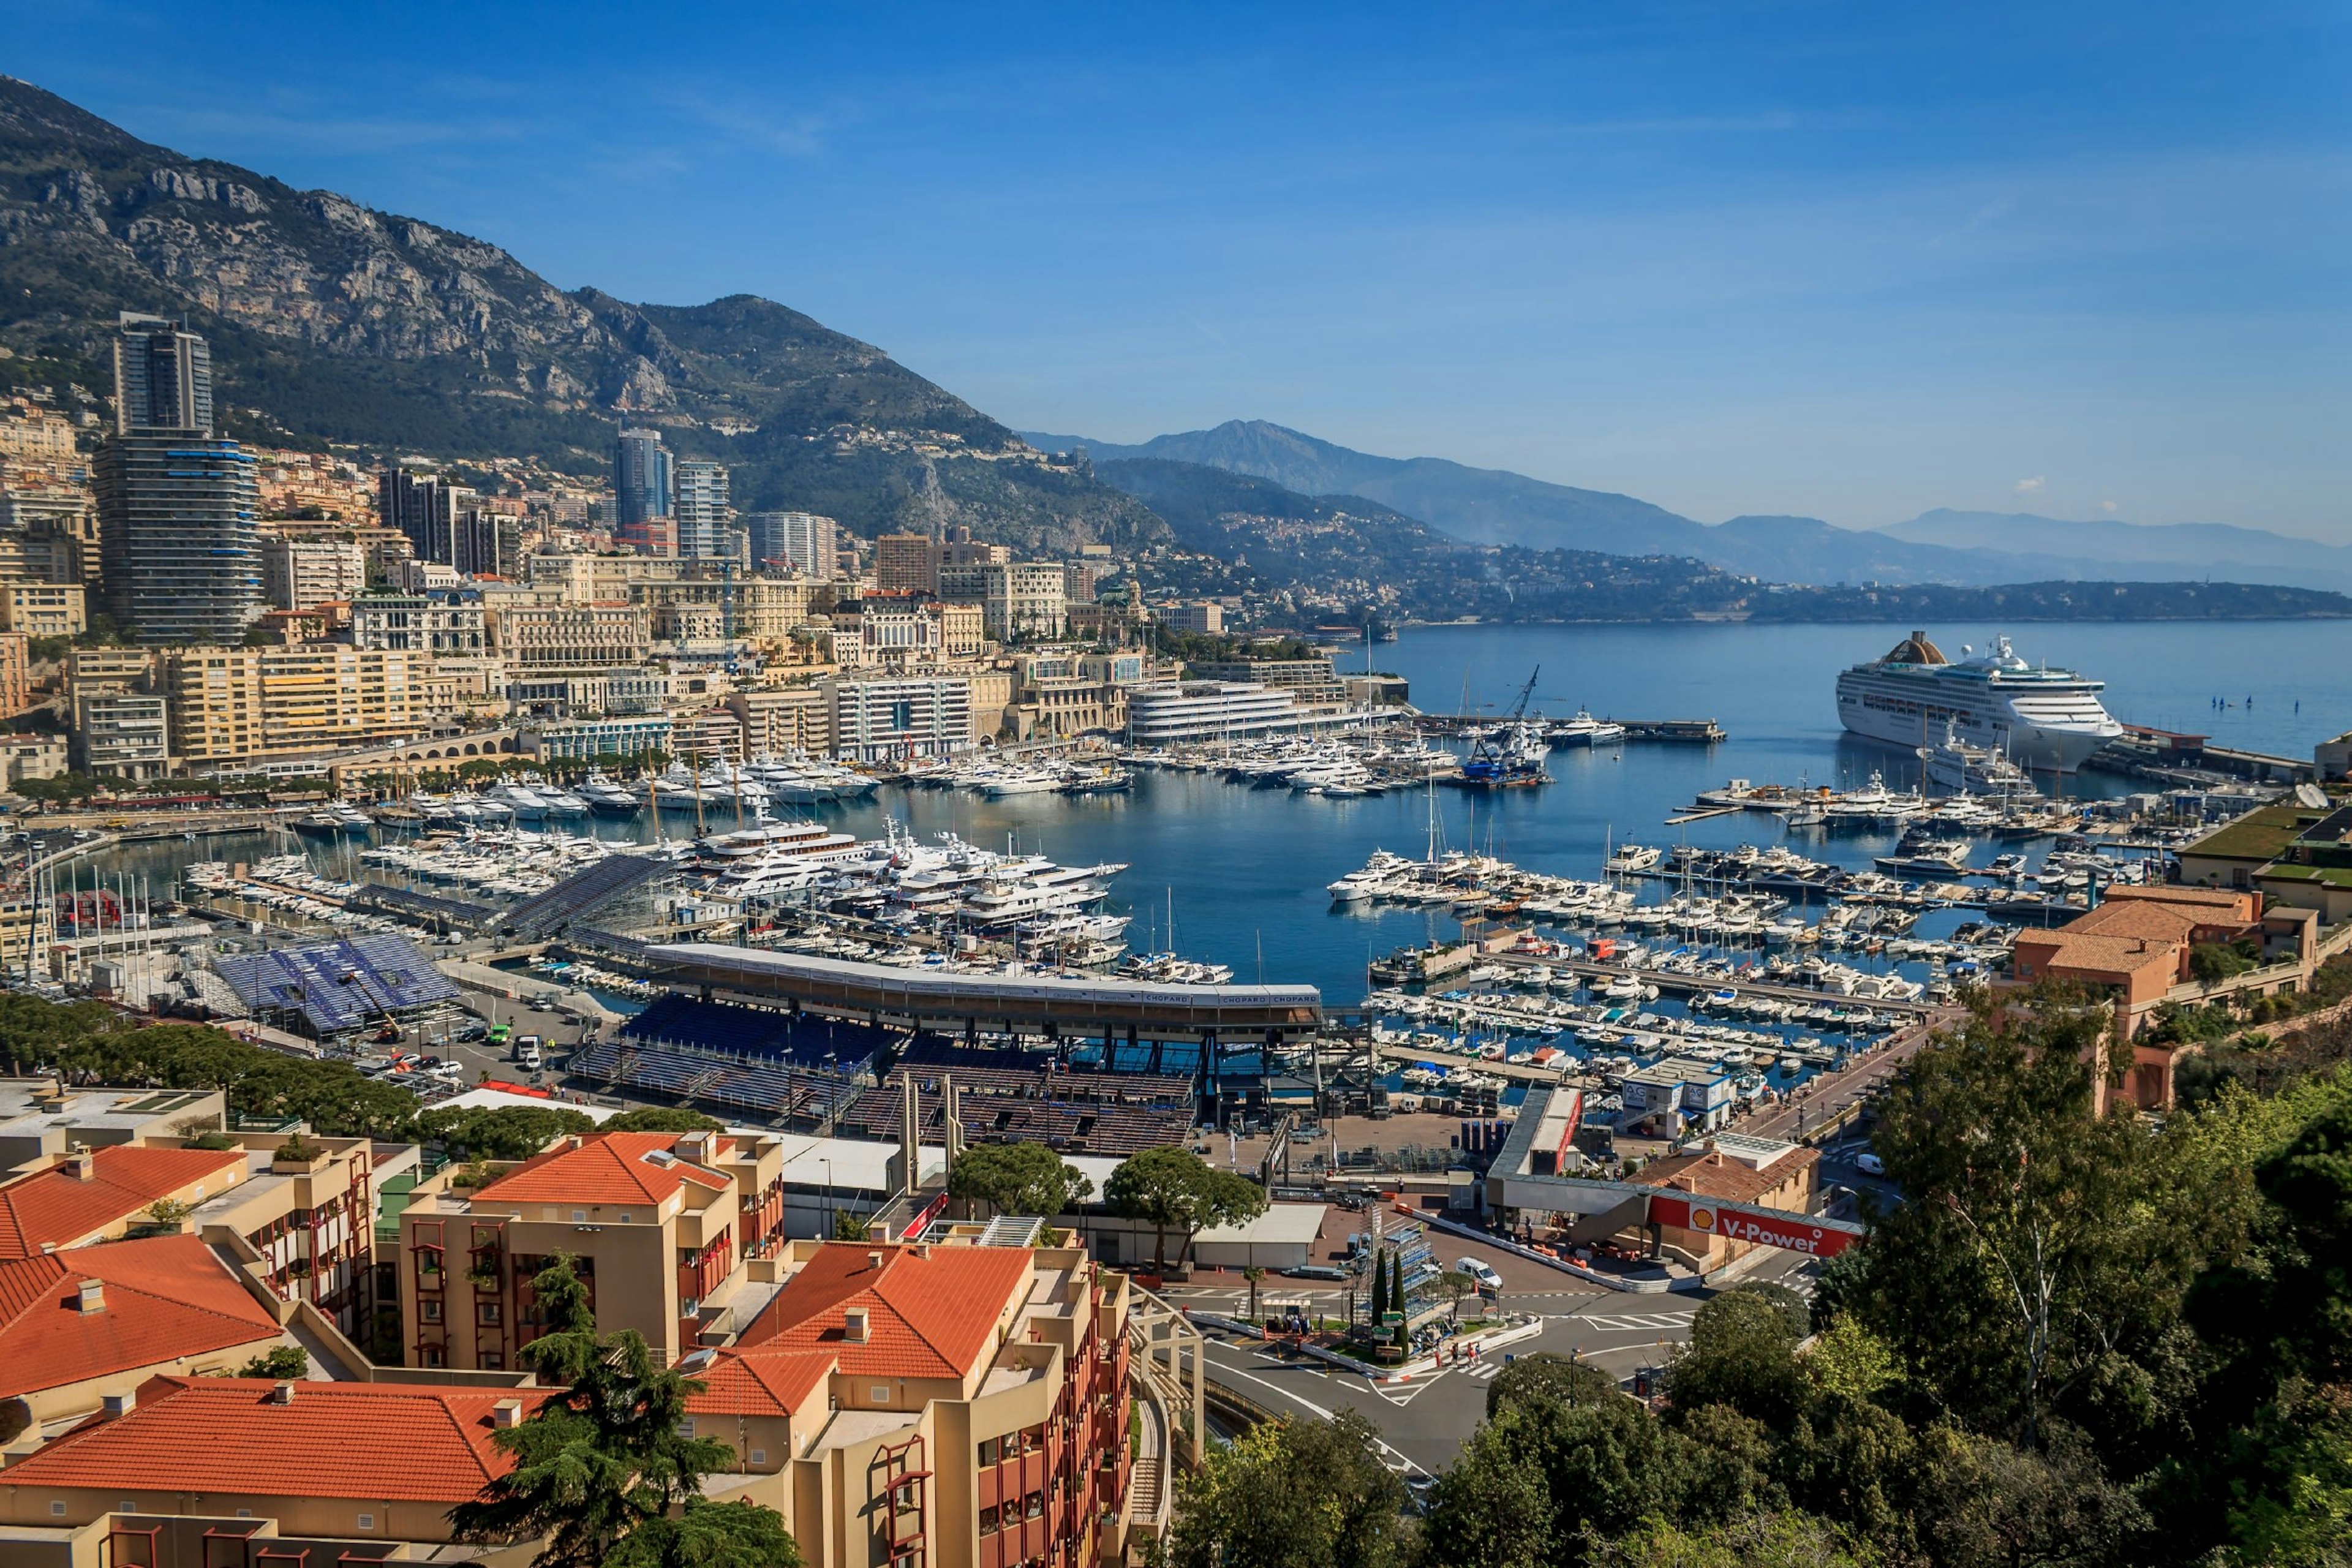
xmin=1243 ymin=1265 xmax=1266 ymax=1322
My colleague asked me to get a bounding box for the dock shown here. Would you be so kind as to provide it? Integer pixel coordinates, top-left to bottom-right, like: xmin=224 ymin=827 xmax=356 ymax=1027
xmin=1414 ymin=714 xmax=1725 ymax=743
xmin=1485 ymin=950 xmax=1934 ymax=1016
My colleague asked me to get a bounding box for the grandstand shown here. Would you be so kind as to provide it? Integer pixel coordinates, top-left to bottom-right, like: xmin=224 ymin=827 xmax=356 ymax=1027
xmin=832 ymin=1084 xmax=1193 ymax=1158
xmin=211 ymin=935 xmax=463 ymax=1046
xmin=621 ymin=994 xmax=890 ymax=1075
xmin=567 ymin=1038 xmax=862 ymax=1125
xmin=892 ymin=1035 xmax=1196 ymax=1105
xmin=345 ymin=883 xmax=499 ymax=929
xmin=502 ymin=852 xmax=673 ymax=938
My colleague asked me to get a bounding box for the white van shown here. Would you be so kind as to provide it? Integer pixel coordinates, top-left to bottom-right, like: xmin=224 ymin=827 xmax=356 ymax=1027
xmin=1855 ymin=1150 xmax=1885 ymax=1177
xmin=514 ymin=1034 xmax=543 ymax=1070
xmin=1455 ymin=1257 xmax=1504 ymax=1291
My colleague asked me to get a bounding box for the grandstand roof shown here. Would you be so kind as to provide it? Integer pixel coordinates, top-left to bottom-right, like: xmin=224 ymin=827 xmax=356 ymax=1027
xmin=210 ymin=935 xmax=460 ymax=1038
xmin=646 ymin=944 xmax=1322 ymax=1036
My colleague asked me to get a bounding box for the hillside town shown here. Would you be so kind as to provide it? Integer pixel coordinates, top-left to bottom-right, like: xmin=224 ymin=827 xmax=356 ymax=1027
xmin=0 ymin=316 xmax=1400 ymax=801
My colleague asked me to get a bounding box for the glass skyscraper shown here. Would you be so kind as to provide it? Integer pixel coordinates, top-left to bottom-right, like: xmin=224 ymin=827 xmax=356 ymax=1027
xmin=96 ymin=317 xmax=262 ymax=645
xmin=614 ymin=428 xmax=674 ymax=551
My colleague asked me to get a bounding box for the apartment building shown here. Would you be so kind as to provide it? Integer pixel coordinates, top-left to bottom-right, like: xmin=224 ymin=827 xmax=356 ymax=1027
xmin=829 ymin=674 xmax=976 ymax=761
xmin=350 ymin=590 xmax=490 ymax=654
xmin=639 ymin=574 xmax=815 ymax=643
xmin=67 ymin=649 xmax=170 ymax=778
xmin=527 ymin=714 xmax=674 ymax=761
xmin=185 ymin=1132 xmax=385 ymax=1338
xmin=843 ymin=597 xmax=948 ymax=668
xmin=1124 ymin=682 xmax=1303 ymax=744
xmin=677 ymin=705 xmax=749 ymax=763
xmin=1188 ymin=656 xmax=1348 ymax=707
xmin=160 ymin=646 xmax=425 ymax=765
xmin=749 ymin=510 xmax=840 ymax=579
xmin=0 ymin=733 xmax=67 ymax=783
xmin=260 ymin=537 xmax=366 ymax=612
xmin=1157 ymin=600 xmax=1224 ymax=635
xmin=730 ymin=687 xmax=834 ymax=756
xmin=875 ymin=532 xmax=940 ymax=595
xmin=394 ymin=1128 xmax=789 ymax=1371
xmin=489 ymin=601 xmax=651 ymax=669
xmin=0 ymin=1142 xmax=251 ymax=1259
xmin=0 ymin=630 xmax=28 ymax=718
xmin=690 ymin=1233 xmax=1137 ymax=1568
xmin=0 ymin=581 xmax=85 ymax=637
xmin=674 ymin=460 xmax=734 ymax=559
xmin=979 ymin=562 xmax=1068 ymax=641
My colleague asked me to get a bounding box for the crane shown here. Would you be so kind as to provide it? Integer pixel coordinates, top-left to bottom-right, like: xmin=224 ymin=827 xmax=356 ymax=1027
xmin=1461 ymin=666 xmax=1544 ymax=786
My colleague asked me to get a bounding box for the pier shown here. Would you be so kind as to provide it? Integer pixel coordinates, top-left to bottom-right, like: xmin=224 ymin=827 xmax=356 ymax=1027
xmin=1484 ymin=949 xmax=1935 ymax=1016
xmin=1415 ymin=714 xmax=1725 ymax=742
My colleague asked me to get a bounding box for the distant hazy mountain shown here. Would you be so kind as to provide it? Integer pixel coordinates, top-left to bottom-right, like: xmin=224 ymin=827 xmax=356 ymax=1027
xmin=1877 ymin=510 xmax=2352 ymax=590
xmin=1031 ymin=422 xmax=2350 ymax=592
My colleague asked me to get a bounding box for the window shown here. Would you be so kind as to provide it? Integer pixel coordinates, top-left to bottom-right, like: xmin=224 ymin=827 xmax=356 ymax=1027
xmin=236 ymin=1510 xmax=252 ymax=1519
xmin=478 ymin=1302 xmax=502 ymax=1325
xmin=750 ymin=1449 xmax=766 ymax=1465
xmin=978 ymin=1437 xmax=1000 ymax=1466
xmin=573 ymin=1210 xmax=587 ymax=1223
xmin=357 ymin=1513 xmax=375 ymax=1531
xmin=483 ymin=1353 xmax=504 ymax=1370
xmin=872 ymin=1384 xmax=891 ymax=1404
xmin=120 ymin=1502 xmax=135 ymax=1514
xmin=679 ymin=1419 xmax=697 ymax=1438
xmin=422 ymin=1299 xmax=442 ymax=1323
xmin=49 ymin=1502 xmax=64 ymax=1517
xmin=979 ymin=1505 xmax=1001 ymax=1535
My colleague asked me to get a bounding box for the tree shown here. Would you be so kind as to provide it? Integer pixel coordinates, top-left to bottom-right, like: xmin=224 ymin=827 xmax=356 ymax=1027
xmin=832 ymin=1208 xmax=869 ymax=1241
xmin=1370 ymin=1251 xmax=1389 ymax=1322
xmin=1163 ymin=1411 xmax=1404 ymax=1568
xmin=599 ymin=1107 xmax=724 ymax=1134
xmin=1437 ymin=1268 xmax=1478 ymax=1322
xmin=1485 ymin=1352 xmax=1619 ymax=1420
xmin=1665 ymin=1287 xmax=1809 ymax=1433
xmin=448 ymin=1254 xmax=780 ymax=1567
xmin=603 ymin=1499 xmax=802 ymax=1568
xmin=1103 ymin=1147 xmax=1267 ymax=1269
xmin=1243 ymin=1264 xmax=1267 ymax=1321
xmin=236 ymin=1344 xmax=309 ymax=1380
xmin=1422 ymin=1384 xmax=1692 ymax=1559
xmin=945 ymin=1142 xmax=1093 ymax=1218
xmin=415 ymin=1104 xmax=596 ymax=1161
xmin=1588 ymin=1511 xmax=1880 ymax=1568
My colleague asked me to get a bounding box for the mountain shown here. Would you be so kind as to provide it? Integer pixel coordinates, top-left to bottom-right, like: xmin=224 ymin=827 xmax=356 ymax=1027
xmin=0 ymin=75 xmax=1162 ymax=554
xmin=1035 ymin=421 xmax=2352 ymax=594
xmin=1088 ymin=455 xmax=2352 ymax=627
xmin=1038 ymin=420 xmax=1706 ymax=557
xmin=1877 ymin=510 xmax=2352 ymax=593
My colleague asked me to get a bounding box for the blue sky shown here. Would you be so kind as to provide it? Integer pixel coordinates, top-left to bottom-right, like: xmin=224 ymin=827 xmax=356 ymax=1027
xmin=7 ymin=1 xmax=2348 ymax=536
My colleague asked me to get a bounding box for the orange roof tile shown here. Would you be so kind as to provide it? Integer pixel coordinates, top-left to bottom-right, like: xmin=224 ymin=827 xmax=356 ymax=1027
xmin=0 ymin=1235 xmax=282 ymax=1398
xmin=737 ymin=1242 xmax=1032 ymax=1381
xmin=688 ymin=1346 xmax=839 ymax=1418
xmin=2015 ymin=931 xmax=2183 ymax=978
xmin=1630 ymin=1147 xmax=1820 ymax=1208
xmin=0 ymin=1376 xmax=557 ymax=1503
xmin=469 ymin=1131 xmax=733 ymax=1207
xmin=0 ymin=1146 xmax=247 ymax=1261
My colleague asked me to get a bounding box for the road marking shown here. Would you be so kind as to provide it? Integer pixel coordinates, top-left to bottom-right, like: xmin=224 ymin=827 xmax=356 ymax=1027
xmin=1579 ymin=1312 xmax=1696 ymax=1330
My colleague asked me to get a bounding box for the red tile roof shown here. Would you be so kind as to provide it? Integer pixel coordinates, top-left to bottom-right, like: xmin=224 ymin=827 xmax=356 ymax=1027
xmin=0 ymin=1146 xmax=247 ymax=1261
xmin=737 ymin=1242 xmax=1032 ymax=1380
xmin=688 ymin=1346 xmax=839 ymax=1418
xmin=1631 ymin=1147 xmax=1821 ymax=1207
xmin=0 ymin=1235 xmax=282 ymax=1399
xmin=469 ymin=1131 xmax=733 ymax=1207
xmin=0 ymin=1376 xmax=557 ymax=1503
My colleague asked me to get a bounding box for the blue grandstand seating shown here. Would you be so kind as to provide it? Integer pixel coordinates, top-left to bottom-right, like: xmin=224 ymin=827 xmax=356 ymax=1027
xmin=622 ymin=994 xmax=888 ymax=1074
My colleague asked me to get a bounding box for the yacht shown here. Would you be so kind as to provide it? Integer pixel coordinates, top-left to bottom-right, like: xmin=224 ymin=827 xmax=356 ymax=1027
xmin=1920 ymin=719 xmax=2042 ymax=799
xmin=578 ymin=772 xmax=643 ymax=815
xmin=1546 ymin=707 xmax=1626 ymax=747
xmin=486 ymin=781 xmax=552 ymax=821
xmin=1836 ymin=631 xmax=2123 ymax=772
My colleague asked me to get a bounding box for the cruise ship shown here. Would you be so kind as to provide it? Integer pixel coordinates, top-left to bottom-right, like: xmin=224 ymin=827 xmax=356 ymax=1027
xmin=1835 ymin=632 xmax=2123 ymax=773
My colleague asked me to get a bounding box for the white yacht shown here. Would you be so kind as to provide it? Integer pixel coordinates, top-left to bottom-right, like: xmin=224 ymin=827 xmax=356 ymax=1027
xmin=578 ymin=772 xmax=642 ymax=815
xmin=1836 ymin=631 xmax=2123 ymax=772
xmin=1920 ymin=720 xmax=2042 ymax=799
xmin=486 ymin=781 xmax=552 ymax=821
xmin=1547 ymin=707 xmax=1626 ymax=747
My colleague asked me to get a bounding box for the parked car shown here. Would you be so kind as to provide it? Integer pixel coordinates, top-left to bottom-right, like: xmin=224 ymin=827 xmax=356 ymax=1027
xmin=1455 ymin=1257 xmax=1504 ymax=1291
xmin=1281 ymin=1264 xmax=1349 ymax=1281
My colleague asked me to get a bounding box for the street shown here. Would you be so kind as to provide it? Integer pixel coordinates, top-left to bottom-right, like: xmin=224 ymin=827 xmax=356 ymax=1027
xmin=1162 ymin=1246 xmax=1822 ymax=1476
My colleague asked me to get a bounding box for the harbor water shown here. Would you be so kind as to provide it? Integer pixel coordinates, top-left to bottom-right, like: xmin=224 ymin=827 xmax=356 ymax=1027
xmin=90 ymin=619 xmax=2352 ymax=1016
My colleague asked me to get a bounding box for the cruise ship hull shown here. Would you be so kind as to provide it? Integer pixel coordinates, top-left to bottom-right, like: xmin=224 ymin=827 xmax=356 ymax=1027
xmin=1836 ymin=671 xmax=2119 ymax=772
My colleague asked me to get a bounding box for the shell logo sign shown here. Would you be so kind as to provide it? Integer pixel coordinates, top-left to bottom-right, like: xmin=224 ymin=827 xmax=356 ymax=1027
xmin=1646 ymin=1193 xmax=1858 ymax=1259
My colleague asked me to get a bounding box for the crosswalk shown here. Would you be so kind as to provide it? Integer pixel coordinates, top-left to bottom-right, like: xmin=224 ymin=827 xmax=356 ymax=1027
xmin=1577 ymin=1310 xmax=1698 ymax=1332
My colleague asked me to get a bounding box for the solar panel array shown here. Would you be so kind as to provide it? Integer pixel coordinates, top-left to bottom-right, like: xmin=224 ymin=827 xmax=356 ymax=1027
xmin=211 ymin=935 xmax=461 ymax=1036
